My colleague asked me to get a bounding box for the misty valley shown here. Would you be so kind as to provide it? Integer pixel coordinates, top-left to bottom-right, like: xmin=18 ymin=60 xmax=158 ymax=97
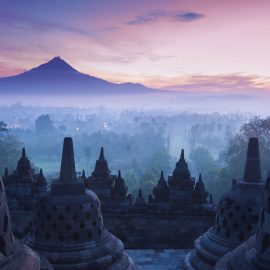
xmin=1 ymin=1 xmax=270 ymax=269
xmin=1 ymin=104 xmax=266 ymax=203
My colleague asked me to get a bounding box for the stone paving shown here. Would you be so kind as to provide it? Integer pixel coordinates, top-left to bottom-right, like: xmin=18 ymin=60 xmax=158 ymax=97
xmin=127 ymin=249 xmax=189 ymax=270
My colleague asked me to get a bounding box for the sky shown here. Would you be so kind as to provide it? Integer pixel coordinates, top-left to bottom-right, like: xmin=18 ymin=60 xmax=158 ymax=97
xmin=1 ymin=0 xmax=270 ymax=93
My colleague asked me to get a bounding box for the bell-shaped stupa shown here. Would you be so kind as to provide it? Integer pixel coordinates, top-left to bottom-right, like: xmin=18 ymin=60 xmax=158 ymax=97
xmin=26 ymin=137 xmax=137 ymax=270
xmin=184 ymin=137 xmax=265 ymax=270
xmin=0 ymin=177 xmax=53 ymax=270
xmin=85 ymin=147 xmax=116 ymax=204
xmin=3 ymin=148 xmax=48 ymax=238
xmin=217 ymin=172 xmax=270 ymax=270
xmin=153 ymin=170 xmax=170 ymax=202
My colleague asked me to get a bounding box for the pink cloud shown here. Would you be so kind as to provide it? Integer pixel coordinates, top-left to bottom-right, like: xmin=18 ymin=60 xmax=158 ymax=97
xmin=1 ymin=0 xmax=270 ymax=96
xmin=155 ymin=74 xmax=270 ymax=95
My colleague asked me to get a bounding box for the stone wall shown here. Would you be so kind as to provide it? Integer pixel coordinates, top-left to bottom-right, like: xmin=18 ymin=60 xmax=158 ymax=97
xmin=103 ymin=207 xmax=215 ymax=248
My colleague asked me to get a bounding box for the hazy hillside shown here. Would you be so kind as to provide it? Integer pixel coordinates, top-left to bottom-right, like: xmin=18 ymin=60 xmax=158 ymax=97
xmin=0 ymin=57 xmax=157 ymax=95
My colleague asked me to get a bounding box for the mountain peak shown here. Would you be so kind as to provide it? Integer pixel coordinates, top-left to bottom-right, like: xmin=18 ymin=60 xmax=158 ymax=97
xmin=0 ymin=56 xmax=158 ymax=96
xmin=49 ymin=56 xmax=64 ymax=63
xmin=30 ymin=56 xmax=78 ymax=73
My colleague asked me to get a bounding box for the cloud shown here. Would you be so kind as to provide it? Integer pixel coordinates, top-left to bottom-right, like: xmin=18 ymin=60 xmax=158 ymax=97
xmin=138 ymin=74 xmax=270 ymax=96
xmin=126 ymin=10 xmax=205 ymax=25
xmin=160 ymin=74 xmax=270 ymax=95
xmin=126 ymin=10 xmax=167 ymax=25
xmin=0 ymin=61 xmax=26 ymax=78
xmin=174 ymin=12 xmax=205 ymax=22
xmin=0 ymin=11 xmax=108 ymax=37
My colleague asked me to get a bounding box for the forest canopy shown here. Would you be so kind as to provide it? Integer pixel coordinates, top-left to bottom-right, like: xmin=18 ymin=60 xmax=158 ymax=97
xmin=1 ymin=105 xmax=268 ymax=202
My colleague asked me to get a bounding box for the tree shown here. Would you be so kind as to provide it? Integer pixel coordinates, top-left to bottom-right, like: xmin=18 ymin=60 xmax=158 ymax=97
xmin=0 ymin=121 xmax=7 ymax=133
xmin=124 ymin=171 xmax=140 ymax=195
xmin=84 ymin=146 xmax=91 ymax=171
xmin=35 ymin=114 xmax=55 ymax=136
xmin=149 ymin=149 xmax=171 ymax=174
xmin=209 ymin=116 xmax=270 ymax=202
xmin=190 ymin=147 xmax=215 ymax=174
xmin=139 ymin=168 xmax=160 ymax=198
xmin=190 ymin=147 xmax=222 ymax=202
xmin=0 ymin=121 xmax=22 ymax=175
xmin=225 ymin=116 xmax=270 ymax=180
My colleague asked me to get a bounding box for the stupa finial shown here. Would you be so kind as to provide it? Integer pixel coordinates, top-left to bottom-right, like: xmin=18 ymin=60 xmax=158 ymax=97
xmin=243 ymin=137 xmax=261 ymax=182
xmin=59 ymin=137 xmax=76 ymax=182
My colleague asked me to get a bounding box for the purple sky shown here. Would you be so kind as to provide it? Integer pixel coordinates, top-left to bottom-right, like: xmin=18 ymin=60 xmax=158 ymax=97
xmin=1 ymin=0 xmax=270 ymax=93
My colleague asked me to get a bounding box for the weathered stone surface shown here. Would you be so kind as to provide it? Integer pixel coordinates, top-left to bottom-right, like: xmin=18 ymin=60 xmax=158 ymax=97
xmin=127 ymin=249 xmax=189 ymax=270
xmin=0 ymin=176 xmax=52 ymax=270
xmin=2 ymin=148 xmax=48 ymax=237
xmin=26 ymin=137 xmax=137 ymax=270
xmin=84 ymin=147 xmax=116 ymax=202
xmin=217 ymin=171 xmax=270 ymax=270
xmin=184 ymin=137 xmax=265 ymax=270
xmin=85 ymin=147 xmax=215 ymax=249
xmin=103 ymin=207 xmax=215 ymax=249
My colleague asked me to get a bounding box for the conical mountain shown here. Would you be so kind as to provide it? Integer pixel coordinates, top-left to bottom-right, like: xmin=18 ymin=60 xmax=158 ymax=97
xmin=0 ymin=57 xmax=157 ymax=95
xmin=30 ymin=56 xmax=78 ymax=73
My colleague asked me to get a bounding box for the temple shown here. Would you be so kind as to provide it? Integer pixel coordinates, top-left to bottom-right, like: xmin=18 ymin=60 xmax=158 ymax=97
xmin=184 ymin=137 xmax=265 ymax=270
xmin=25 ymin=137 xmax=136 ymax=270
xmin=0 ymin=176 xmax=52 ymax=270
xmin=84 ymin=147 xmax=215 ymax=248
xmin=84 ymin=147 xmax=118 ymax=206
xmin=2 ymin=148 xmax=48 ymax=237
xmin=1 ymin=135 xmax=268 ymax=268
xmin=111 ymin=170 xmax=133 ymax=208
xmin=216 ymin=173 xmax=270 ymax=270
xmin=152 ymin=170 xmax=169 ymax=203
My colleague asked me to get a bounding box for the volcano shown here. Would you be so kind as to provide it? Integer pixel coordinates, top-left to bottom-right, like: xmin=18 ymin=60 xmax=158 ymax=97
xmin=0 ymin=57 xmax=159 ymax=95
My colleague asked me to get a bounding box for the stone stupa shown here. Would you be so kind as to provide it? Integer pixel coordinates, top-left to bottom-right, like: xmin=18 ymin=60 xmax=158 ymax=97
xmin=184 ymin=137 xmax=265 ymax=270
xmin=0 ymin=176 xmax=52 ymax=270
xmin=3 ymin=148 xmax=48 ymax=238
xmin=217 ymin=172 xmax=270 ymax=270
xmin=26 ymin=137 xmax=137 ymax=270
xmin=84 ymin=147 xmax=116 ymax=205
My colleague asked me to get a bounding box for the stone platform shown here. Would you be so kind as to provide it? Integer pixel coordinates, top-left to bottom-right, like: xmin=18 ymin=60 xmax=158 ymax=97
xmin=127 ymin=249 xmax=189 ymax=270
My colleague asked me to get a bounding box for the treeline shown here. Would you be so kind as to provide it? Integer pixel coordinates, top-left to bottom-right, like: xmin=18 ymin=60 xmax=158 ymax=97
xmin=2 ymin=106 xmax=266 ymax=202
